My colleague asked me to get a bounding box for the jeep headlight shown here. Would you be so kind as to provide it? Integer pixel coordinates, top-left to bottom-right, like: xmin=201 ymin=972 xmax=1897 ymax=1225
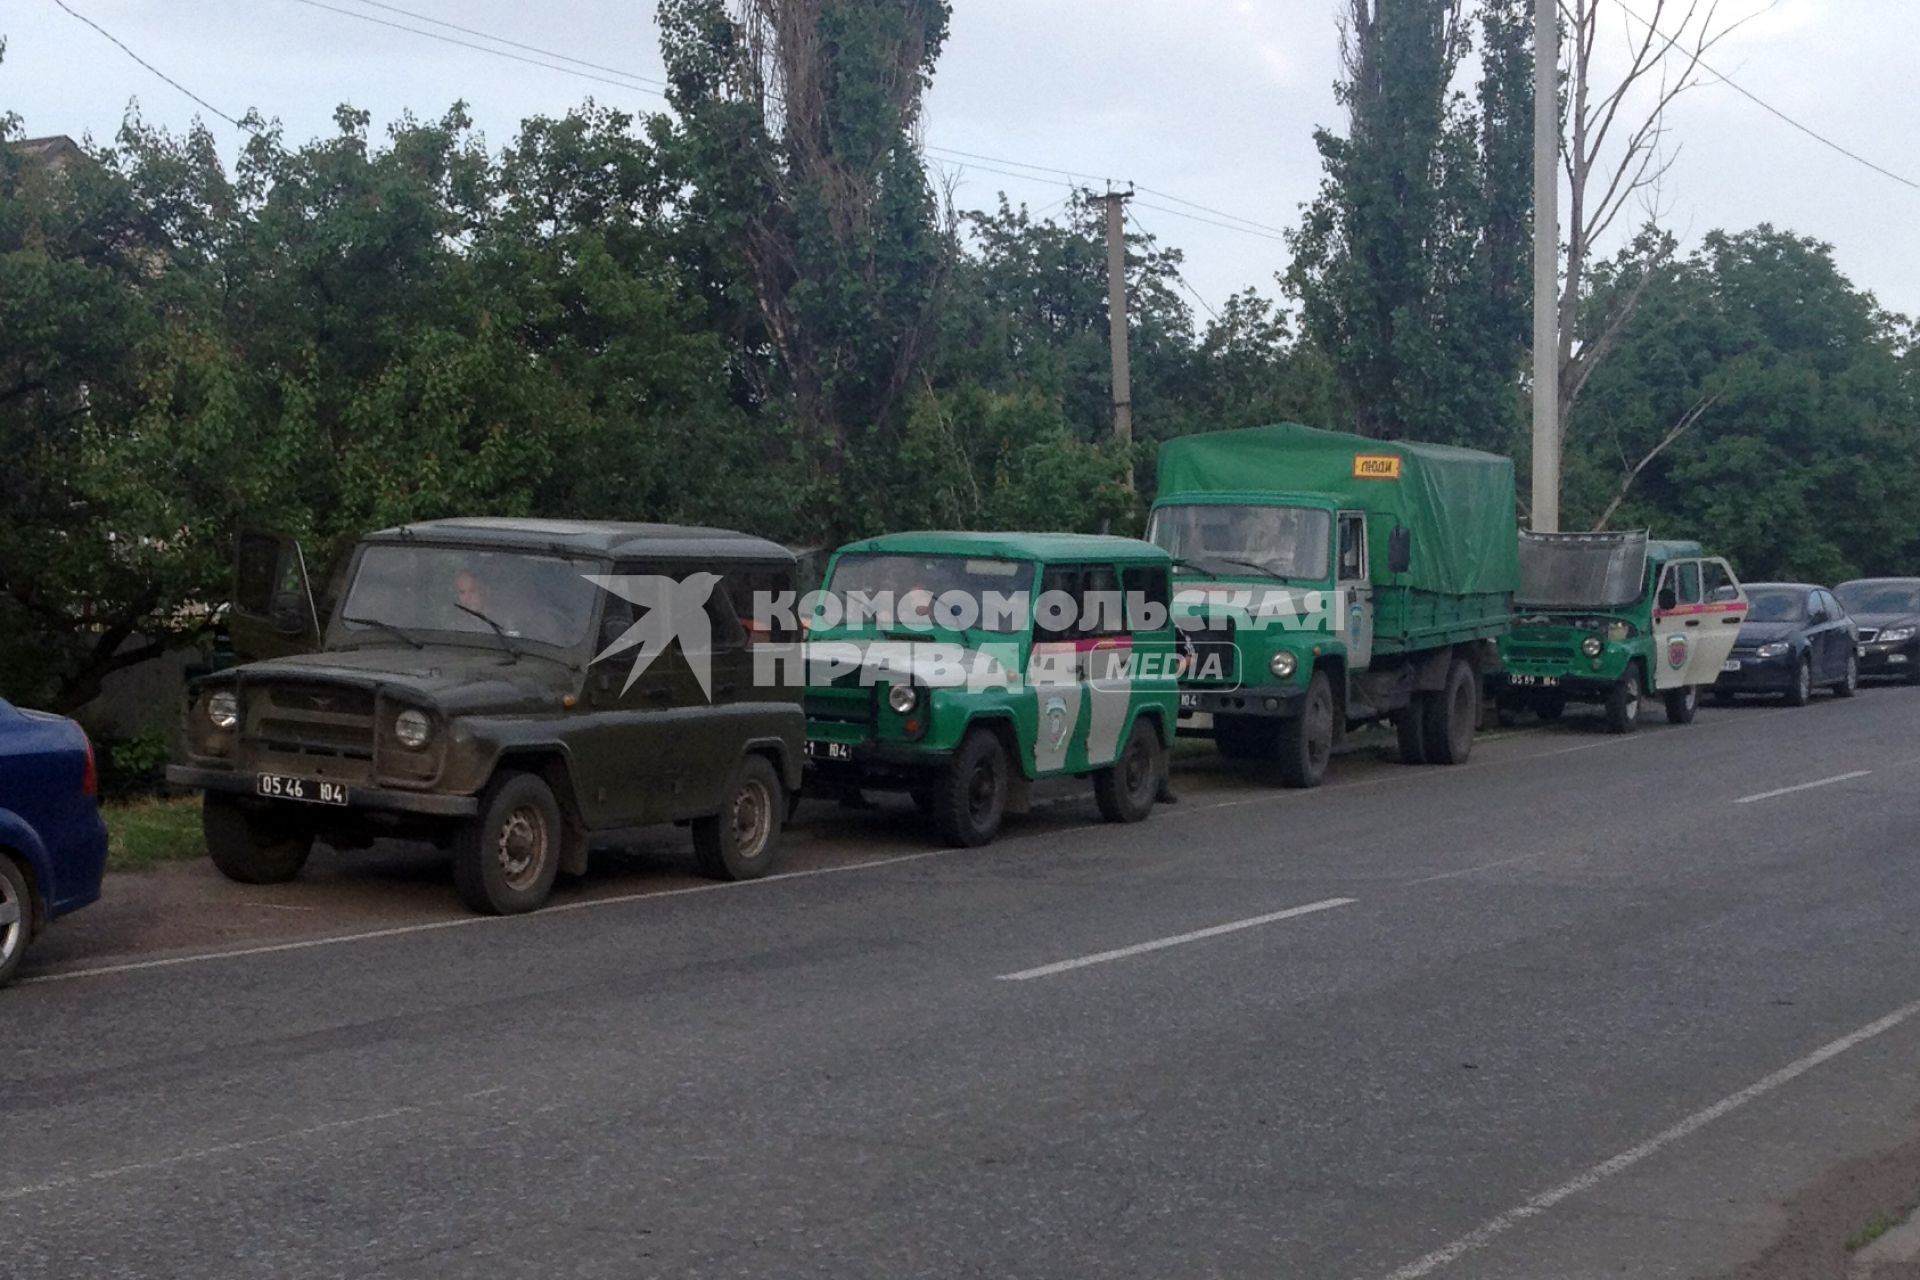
xmin=1581 ymin=636 xmax=1604 ymax=658
xmin=207 ymin=690 xmax=239 ymax=731
xmin=887 ymin=684 xmax=919 ymax=715
xmin=1756 ymin=642 xmax=1791 ymax=659
xmin=1269 ymin=651 xmax=1298 ymax=679
xmin=393 ymin=708 xmax=433 ymax=750
xmin=1881 ymin=627 xmax=1916 ymax=644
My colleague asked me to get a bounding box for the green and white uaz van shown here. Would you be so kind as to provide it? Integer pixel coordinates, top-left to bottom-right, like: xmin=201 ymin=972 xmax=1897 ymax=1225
xmin=801 ymin=532 xmax=1180 ymax=847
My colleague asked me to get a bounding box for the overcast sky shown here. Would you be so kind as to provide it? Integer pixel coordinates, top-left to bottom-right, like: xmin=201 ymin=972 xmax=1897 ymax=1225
xmin=4 ymin=0 xmax=1917 ymax=321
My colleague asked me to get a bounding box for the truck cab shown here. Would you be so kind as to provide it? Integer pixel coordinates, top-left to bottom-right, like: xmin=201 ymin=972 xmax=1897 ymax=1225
xmin=801 ymin=532 xmax=1179 ymax=848
xmin=1150 ymin=424 xmax=1518 ymax=789
xmin=1496 ymin=533 xmax=1747 ymax=732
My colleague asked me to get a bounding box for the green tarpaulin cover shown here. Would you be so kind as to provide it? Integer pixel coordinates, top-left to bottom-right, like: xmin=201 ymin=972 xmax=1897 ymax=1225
xmin=1156 ymin=423 xmax=1520 ymax=597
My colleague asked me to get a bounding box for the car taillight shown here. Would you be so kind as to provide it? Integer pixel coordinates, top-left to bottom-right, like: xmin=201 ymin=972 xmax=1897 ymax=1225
xmin=81 ymin=734 xmax=99 ymax=797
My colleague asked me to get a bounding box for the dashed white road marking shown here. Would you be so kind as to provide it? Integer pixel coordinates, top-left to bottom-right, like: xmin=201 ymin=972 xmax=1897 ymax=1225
xmin=997 ymin=897 xmax=1357 ymax=982
xmin=1735 ymin=771 xmax=1872 ymax=804
xmin=1372 ymin=996 xmax=1920 ymax=1280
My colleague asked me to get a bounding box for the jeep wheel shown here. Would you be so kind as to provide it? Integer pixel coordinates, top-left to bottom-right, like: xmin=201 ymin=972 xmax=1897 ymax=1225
xmin=204 ymin=795 xmax=313 ymax=885
xmin=1393 ymin=697 xmax=1428 ymax=765
xmin=1094 ymin=718 xmax=1163 ymax=824
xmin=0 ymin=856 xmax=32 ymax=989
xmin=452 ymin=773 xmax=561 ymax=915
xmin=1604 ymin=665 xmax=1643 ymax=734
xmin=933 ymin=729 xmax=1010 ymax=847
xmin=1276 ymin=670 xmax=1335 ymax=789
xmin=1421 ymin=660 xmax=1477 ymax=765
xmin=1664 ymin=683 xmax=1700 ymax=725
xmin=694 ymin=755 xmax=784 ymax=882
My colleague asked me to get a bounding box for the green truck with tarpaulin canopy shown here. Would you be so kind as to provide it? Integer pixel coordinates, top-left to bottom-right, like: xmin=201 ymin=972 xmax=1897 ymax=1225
xmin=1149 ymin=422 xmax=1519 ymax=787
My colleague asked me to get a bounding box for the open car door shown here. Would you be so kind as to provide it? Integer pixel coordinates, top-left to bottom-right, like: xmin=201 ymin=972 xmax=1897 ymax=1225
xmin=228 ymin=530 xmax=329 ymax=663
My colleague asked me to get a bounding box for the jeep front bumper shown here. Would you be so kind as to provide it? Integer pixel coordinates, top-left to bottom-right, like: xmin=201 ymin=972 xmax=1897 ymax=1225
xmin=165 ymin=766 xmax=481 ymax=817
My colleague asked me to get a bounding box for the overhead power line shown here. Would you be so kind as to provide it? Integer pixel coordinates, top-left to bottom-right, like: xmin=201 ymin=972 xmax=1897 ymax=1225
xmin=329 ymin=0 xmax=672 ymax=91
xmin=1126 ymin=206 xmax=1221 ymax=323
xmin=50 ymin=0 xmax=265 ymax=137
xmin=1610 ymin=0 xmax=1919 ymax=193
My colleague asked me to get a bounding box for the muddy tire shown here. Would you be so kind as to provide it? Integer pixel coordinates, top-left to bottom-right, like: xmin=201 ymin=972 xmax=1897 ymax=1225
xmin=1277 ymin=670 xmax=1335 ymax=789
xmin=1094 ymin=718 xmax=1162 ymax=824
xmin=1664 ymin=683 xmax=1700 ymax=725
xmin=693 ymin=755 xmax=784 ymax=882
xmin=452 ymin=772 xmax=562 ymax=915
xmin=204 ymin=795 xmax=313 ymax=886
xmin=1421 ymin=660 xmax=1477 ymax=766
xmin=933 ymin=729 xmax=1010 ymax=848
xmin=1604 ymin=664 xmax=1644 ymax=735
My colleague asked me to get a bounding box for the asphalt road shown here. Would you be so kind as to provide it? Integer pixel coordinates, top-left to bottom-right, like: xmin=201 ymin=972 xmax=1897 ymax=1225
xmin=8 ymin=687 xmax=1920 ymax=1279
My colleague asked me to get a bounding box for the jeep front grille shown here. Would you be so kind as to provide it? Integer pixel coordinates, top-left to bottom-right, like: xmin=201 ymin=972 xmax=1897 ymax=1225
xmin=240 ymin=680 xmax=377 ymax=783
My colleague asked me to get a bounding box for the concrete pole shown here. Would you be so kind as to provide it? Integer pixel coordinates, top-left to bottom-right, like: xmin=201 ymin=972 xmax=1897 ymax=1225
xmin=1531 ymin=0 xmax=1561 ymax=531
xmin=1101 ymin=190 xmax=1134 ymax=482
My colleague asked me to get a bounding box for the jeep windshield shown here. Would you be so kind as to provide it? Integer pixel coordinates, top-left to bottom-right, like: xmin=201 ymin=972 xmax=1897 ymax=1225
xmin=336 ymin=544 xmax=599 ymax=651
xmin=822 ymin=553 xmax=1032 ymax=634
xmin=1148 ymin=504 xmax=1330 ymax=581
xmin=1517 ymin=532 xmax=1649 ymax=610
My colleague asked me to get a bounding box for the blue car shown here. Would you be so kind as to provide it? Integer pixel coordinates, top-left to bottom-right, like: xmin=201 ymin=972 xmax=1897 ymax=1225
xmin=0 ymin=699 xmax=109 ymax=986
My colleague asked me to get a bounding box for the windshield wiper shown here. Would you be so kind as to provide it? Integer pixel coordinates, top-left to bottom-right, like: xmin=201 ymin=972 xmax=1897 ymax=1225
xmin=340 ymin=615 xmax=424 ymax=650
xmin=455 ymin=603 xmax=522 ymax=663
xmin=1174 ymin=553 xmax=1286 ymax=580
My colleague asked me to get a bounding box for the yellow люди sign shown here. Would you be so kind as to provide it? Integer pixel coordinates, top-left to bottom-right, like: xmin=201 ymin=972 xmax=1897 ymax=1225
xmin=1353 ymin=454 xmax=1402 ymax=480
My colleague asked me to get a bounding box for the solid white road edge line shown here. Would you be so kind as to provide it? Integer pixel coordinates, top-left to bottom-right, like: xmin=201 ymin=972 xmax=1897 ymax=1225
xmin=1735 ymin=770 xmax=1872 ymax=805
xmin=1372 ymin=995 xmax=1920 ymax=1280
xmin=996 ymin=897 xmax=1358 ymax=982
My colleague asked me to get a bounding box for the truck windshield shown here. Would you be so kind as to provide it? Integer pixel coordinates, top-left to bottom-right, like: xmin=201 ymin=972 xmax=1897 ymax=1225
xmin=337 ymin=545 xmax=599 ymax=650
xmin=824 ymin=553 xmax=1033 ymax=633
xmin=1517 ymin=533 xmax=1649 ymax=609
xmin=1148 ymin=504 xmax=1330 ymax=581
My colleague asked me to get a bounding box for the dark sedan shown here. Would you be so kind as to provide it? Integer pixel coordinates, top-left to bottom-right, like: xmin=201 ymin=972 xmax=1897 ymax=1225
xmin=0 ymin=699 xmax=109 ymax=987
xmin=1716 ymin=583 xmax=1859 ymax=706
xmin=1835 ymin=578 xmax=1920 ymax=684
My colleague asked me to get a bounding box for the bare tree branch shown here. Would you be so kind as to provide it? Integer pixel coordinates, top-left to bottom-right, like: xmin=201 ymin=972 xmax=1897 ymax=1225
xmin=1592 ymin=390 xmax=1722 ymax=530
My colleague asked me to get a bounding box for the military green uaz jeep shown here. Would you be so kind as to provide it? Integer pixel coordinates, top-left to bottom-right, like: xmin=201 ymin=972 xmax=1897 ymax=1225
xmin=802 ymin=532 xmax=1180 ymax=847
xmin=167 ymin=519 xmax=805 ymax=915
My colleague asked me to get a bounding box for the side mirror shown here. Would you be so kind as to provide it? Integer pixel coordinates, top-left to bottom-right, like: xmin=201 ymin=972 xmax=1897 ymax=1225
xmin=1387 ymin=528 xmax=1412 ymax=576
xmin=269 ymin=590 xmax=311 ymax=636
xmin=1658 ymin=588 xmax=1677 ymax=611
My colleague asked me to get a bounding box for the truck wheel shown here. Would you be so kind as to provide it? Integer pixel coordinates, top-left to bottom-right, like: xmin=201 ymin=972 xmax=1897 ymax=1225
xmin=1664 ymin=683 xmax=1700 ymax=724
xmin=1604 ymin=665 xmax=1644 ymax=734
xmin=0 ymin=856 xmax=32 ymax=989
xmin=1785 ymin=656 xmax=1813 ymax=707
xmin=1833 ymin=652 xmax=1858 ymax=698
xmin=1421 ymin=659 xmax=1477 ymax=765
xmin=1393 ymin=698 xmax=1428 ymax=765
xmin=1213 ymin=715 xmax=1273 ymax=761
xmin=693 ymin=755 xmax=784 ymax=882
xmin=1277 ymin=670 xmax=1335 ymax=789
xmin=933 ymin=729 xmax=1010 ymax=847
xmin=452 ymin=772 xmax=562 ymax=915
xmin=204 ymin=795 xmax=313 ymax=885
xmin=1094 ymin=718 xmax=1163 ymax=823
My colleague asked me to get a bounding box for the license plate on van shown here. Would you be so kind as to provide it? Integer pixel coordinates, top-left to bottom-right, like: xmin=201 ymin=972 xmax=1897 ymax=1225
xmin=256 ymin=774 xmax=347 ymax=805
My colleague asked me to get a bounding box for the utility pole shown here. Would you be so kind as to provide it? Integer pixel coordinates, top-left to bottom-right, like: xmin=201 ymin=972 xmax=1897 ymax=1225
xmin=1096 ymin=187 xmax=1135 ymax=484
xmin=1531 ymin=0 xmax=1560 ymax=531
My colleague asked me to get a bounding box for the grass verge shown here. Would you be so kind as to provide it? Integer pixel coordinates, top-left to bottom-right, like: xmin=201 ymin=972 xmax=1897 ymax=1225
xmin=103 ymin=794 xmax=204 ymax=872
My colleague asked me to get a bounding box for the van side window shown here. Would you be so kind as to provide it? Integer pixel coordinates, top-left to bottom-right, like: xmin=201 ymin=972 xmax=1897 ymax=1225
xmin=1036 ymin=566 xmax=1080 ymax=642
xmin=1701 ymin=560 xmax=1738 ymax=603
xmin=610 ymin=563 xmax=745 ymax=654
xmin=1675 ymin=561 xmax=1703 ymax=605
xmin=1080 ymin=565 xmax=1126 ymax=639
xmin=1337 ymin=514 xmax=1366 ymax=582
